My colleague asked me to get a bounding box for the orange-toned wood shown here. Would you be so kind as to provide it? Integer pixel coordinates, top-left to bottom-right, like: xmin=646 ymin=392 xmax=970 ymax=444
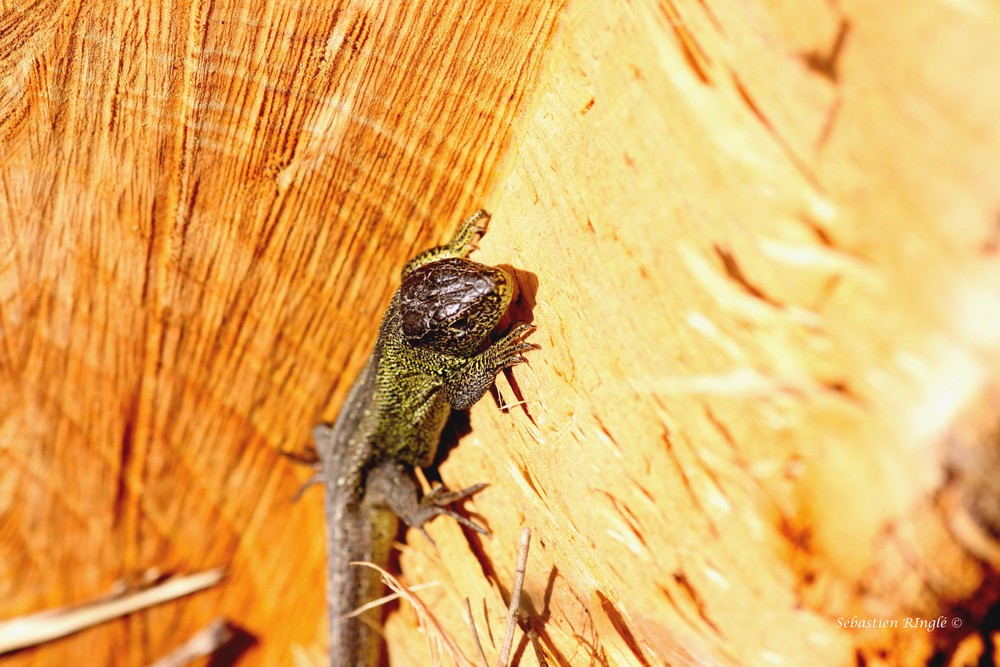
xmin=3 ymin=0 xmax=1000 ymax=665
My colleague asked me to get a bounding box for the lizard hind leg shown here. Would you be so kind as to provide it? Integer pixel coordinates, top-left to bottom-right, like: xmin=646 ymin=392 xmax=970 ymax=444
xmin=402 ymin=209 xmax=492 ymax=277
xmin=365 ymin=459 xmax=489 ymax=542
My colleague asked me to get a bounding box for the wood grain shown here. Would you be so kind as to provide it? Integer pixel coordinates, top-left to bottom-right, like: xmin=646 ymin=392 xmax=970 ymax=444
xmin=3 ymin=0 xmax=1000 ymax=665
xmin=1 ymin=0 xmax=564 ymax=664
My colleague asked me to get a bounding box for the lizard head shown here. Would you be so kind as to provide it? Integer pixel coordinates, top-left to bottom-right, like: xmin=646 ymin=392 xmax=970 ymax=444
xmin=398 ymin=257 xmax=514 ymax=357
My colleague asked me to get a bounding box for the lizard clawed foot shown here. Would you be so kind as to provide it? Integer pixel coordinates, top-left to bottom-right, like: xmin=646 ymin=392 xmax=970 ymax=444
xmin=495 ymin=322 xmax=540 ymax=369
xmin=291 ymin=472 xmax=326 ymax=502
xmin=448 ymin=209 xmax=492 ymax=257
xmin=286 ymin=424 xmax=336 ymax=501
xmin=444 ymin=322 xmax=538 ymax=410
xmin=371 ymin=461 xmax=490 ymax=540
xmin=410 ymin=482 xmax=491 ymax=545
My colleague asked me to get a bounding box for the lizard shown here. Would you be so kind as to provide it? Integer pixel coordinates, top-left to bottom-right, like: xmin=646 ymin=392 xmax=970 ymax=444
xmin=312 ymin=210 xmax=536 ymax=667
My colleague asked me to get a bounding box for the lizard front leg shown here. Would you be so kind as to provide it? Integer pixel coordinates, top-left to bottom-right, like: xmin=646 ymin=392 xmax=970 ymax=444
xmin=445 ymin=322 xmax=538 ymax=411
xmin=402 ymin=209 xmax=491 ymax=277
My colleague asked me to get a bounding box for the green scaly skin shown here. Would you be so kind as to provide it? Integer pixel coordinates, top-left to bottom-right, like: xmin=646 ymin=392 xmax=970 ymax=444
xmin=313 ymin=210 xmax=536 ymax=667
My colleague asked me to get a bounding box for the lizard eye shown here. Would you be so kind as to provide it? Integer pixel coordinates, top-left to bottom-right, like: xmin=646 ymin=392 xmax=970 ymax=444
xmin=398 ymin=258 xmax=513 ymax=356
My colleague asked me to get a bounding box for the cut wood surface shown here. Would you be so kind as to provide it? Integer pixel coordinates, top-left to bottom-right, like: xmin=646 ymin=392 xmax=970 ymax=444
xmin=3 ymin=1 xmax=1000 ymax=666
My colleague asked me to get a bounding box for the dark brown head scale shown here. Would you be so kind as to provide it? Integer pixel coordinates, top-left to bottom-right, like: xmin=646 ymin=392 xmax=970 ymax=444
xmin=399 ymin=257 xmax=514 ymax=356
